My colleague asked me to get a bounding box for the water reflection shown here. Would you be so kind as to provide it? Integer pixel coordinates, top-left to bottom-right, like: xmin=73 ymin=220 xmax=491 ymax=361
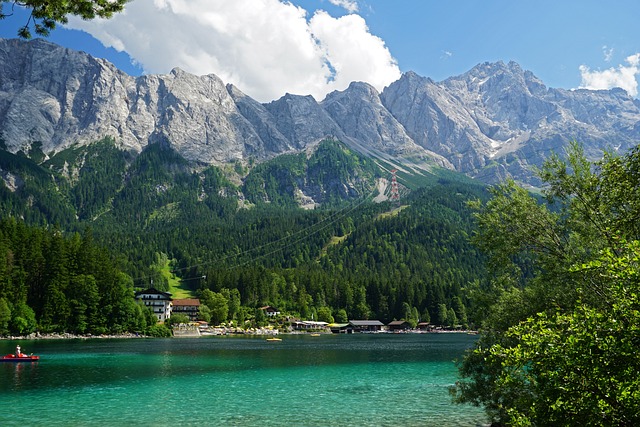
xmin=1 ymin=361 xmax=39 ymax=391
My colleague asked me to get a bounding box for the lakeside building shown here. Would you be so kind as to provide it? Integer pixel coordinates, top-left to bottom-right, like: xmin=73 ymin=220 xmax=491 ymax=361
xmin=417 ymin=322 xmax=433 ymax=331
xmin=292 ymin=320 xmax=328 ymax=331
xmin=260 ymin=306 xmax=280 ymax=317
xmin=328 ymin=320 xmax=386 ymax=333
xmin=327 ymin=323 xmax=351 ymax=333
xmin=135 ymin=288 xmax=173 ymax=321
xmin=387 ymin=320 xmax=412 ymax=332
xmin=172 ymin=298 xmax=201 ymax=321
xmin=348 ymin=320 xmax=385 ymax=332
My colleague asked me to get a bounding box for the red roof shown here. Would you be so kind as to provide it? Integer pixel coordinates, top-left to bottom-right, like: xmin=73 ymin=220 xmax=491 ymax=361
xmin=172 ymin=298 xmax=201 ymax=307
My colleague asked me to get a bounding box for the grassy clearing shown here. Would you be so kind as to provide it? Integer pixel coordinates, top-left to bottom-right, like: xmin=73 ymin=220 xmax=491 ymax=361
xmin=160 ymin=261 xmax=195 ymax=299
xmin=319 ymin=235 xmax=349 ymax=258
xmin=377 ymin=205 xmax=409 ymax=220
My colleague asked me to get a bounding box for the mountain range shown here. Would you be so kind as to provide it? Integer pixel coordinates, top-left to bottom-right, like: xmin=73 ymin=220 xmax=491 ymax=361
xmin=1 ymin=37 xmax=639 ymax=187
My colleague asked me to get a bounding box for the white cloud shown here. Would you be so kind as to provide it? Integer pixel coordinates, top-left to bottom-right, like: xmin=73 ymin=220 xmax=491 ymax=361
xmin=579 ymin=53 xmax=640 ymax=97
xmin=309 ymin=11 xmax=400 ymax=93
xmin=65 ymin=0 xmax=399 ymax=102
xmin=602 ymin=45 xmax=614 ymax=62
xmin=328 ymin=0 xmax=359 ymax=13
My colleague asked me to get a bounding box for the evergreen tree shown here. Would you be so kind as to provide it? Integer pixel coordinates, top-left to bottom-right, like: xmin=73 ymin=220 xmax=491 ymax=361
xmin=0 ymin=297 xmax=11 ymax=335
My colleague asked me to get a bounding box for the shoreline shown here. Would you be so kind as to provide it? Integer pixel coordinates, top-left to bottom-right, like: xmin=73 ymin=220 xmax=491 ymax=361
xmin=2 ymin=332 xmax=146 ymax=341
xmin=3 ymin=328 xmax=478 ymax=341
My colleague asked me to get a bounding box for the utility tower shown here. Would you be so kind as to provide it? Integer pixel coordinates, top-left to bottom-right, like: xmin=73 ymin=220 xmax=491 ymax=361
xmin=390 ymin=169 xmax=400 ymax=203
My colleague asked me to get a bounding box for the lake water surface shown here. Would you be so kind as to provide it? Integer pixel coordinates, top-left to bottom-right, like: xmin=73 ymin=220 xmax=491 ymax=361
xmin=1 ymin=334 xmax=487 ymax=426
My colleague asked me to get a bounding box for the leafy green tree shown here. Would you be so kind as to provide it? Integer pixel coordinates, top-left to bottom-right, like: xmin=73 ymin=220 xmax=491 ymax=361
xmin=334 ymin=308 xmax=348 ymax=323
xmin=102 ymin=272 xmax=138 ymax=333
xmin=146 ymin=323 xmax=172 ymax=337
xmin=453 ymin=143 xmax=640 ymax=425
xmin=479 ymin=241 xmax=640 ymax=426
xmin=316 ymin=306 xmax=334 ymax=323
xmin=445 ymin=307 xmax=457 ymax=328
xmin=298 ymin=289 xmax=312 ymax=320
xmin=200 ymin=289 xmax=228 ymax=325
xmin=221 ymin=288 xmax=241 ymax=321
xmin=2 ymin=0 xmax=129 ymax=39
xmin=236 ymin=306 xmax=249 ymax=329
xmin=140 ymin=303 xmax=158 ymax=328
xmin=420 ymin=308 xmax=430 ymax=324
xmin=254 ymin=306 xmax=266 ymax=327
xmin=436 ymin=303 xmax=448 ymax=326
xmin=108 ymin=298 xmax=142 ymax=334
xmin=10 ymin=301 xmax=36 ymax=335
xmin=166 ymin=313 xmax=190 ymax=327
xmin=197 ymin=304 xmax=211 ymax=323
xmin=67 ymin=275 xmax=100 ymax=334
xmin=352 ymin=302 xmax=370 ymax=320
xmin=401 ymin=302 xmax=418 ymax=328
xmin=451 ymin=297 xmax=468 ymax=329
xmin=411 ymin=307 xmax=419 ymax=326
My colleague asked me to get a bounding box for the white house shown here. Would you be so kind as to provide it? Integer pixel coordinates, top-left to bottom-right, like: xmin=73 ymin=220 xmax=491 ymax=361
xmin=260 ymin=306 xmax=281 ymax=317
xmin=135 ymin=288 xmax=173 ymax=321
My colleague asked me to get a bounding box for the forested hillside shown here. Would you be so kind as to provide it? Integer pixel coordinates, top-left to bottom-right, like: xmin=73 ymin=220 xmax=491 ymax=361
xmin=0 ymin=137 xmax=489 ymax=333
xmin=0 ymin=218 xmax=156 ymax=336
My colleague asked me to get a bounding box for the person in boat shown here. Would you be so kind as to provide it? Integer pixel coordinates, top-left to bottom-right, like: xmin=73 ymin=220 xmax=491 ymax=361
xmin=15 ymin=345 xmax=21 ymax=357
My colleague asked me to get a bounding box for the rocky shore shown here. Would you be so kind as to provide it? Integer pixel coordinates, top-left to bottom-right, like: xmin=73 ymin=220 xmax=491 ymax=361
xmin=3 ymin=327 xmax=283 ymax=340
xmin=2 ymin=332 xmax=146 ymax=340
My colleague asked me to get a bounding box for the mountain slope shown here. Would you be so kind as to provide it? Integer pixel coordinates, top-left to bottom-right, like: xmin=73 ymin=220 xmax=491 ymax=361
xmin=1 ymin=38 xmax=639 ymax=186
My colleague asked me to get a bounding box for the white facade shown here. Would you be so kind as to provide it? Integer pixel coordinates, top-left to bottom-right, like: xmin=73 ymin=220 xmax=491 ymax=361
xmin=135 ymin=288 xmax=173 ymax=321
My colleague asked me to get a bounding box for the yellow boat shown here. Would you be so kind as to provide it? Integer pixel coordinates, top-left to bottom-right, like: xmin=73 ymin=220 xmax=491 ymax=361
xmin=266 ymin=337 xmax=282 ymax=341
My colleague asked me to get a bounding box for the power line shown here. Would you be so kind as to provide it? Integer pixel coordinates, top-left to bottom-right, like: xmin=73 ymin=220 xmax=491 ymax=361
xmin=132 ymin=189 xmax=376 ymax=283
xmin=230 ymin=189 xmax=375 ymax=269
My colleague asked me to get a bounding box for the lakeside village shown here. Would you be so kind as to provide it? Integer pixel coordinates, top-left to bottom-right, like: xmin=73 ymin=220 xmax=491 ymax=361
xmin=4 ymin=287 xmax=474 ymax=341
xmin=138 ymin=288 xmax=472 ymax=338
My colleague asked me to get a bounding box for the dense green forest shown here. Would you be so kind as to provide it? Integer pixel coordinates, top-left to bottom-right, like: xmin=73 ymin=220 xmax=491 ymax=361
xmin=0 ymin=218 xmax=157 ymax=336
xmin=0 ymin=136 xmax=489 ymax=335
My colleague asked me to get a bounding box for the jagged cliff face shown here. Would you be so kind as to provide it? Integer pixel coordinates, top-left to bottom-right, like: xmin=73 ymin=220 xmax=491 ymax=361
xmin=1 ymin=38 xmax=639 ymax=185
xmin=0 ymin=38 xmax=267 ymax=164
xmin=381 ymin=63 xmax=640 ymax=185
xmin=322 ymin=81 xmax=452 ymax=168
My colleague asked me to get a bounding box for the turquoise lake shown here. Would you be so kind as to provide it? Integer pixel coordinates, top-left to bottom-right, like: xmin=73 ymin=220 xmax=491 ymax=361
xmin=1 ymin=334 xmax=487 ymax=426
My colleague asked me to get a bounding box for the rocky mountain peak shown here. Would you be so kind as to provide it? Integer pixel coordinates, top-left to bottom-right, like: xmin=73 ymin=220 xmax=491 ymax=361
xmin=1 ymin=38 xmax=639 ymax=187
xmin=265 ymin=93 xmax=346 ymax=149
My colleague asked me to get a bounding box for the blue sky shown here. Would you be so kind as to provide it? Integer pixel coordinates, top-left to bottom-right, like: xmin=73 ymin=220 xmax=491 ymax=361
xmin=1 ymin=0 xmax=639 ymax=102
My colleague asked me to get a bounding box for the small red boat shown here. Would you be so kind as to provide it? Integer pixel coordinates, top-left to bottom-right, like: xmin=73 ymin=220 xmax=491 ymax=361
xmin=1 ymin=352 xmax=39 ymax=362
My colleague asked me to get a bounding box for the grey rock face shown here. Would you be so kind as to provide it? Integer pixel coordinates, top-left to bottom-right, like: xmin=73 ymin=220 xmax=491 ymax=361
xmin=381 ymin=71 xmax=493 ymax=173
xmin=226 ymin=83 xmax=292 ymax=157
xmin=382 ymin=62 xmax=640 ymax=183
xmin=0 ymin=38 xmax=133 ymax=154
xmin=322 ymin=81 xmax=452 ymax=168
xmin=0 ymin=39 xmax=264 ymax=164
xmin=323 ymin=81 xmax=407 ymax=153
xmin=264 ymin=93 xmax=347 ymax=149
xmin=2 ymin=38 xmax=639 ymax=186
